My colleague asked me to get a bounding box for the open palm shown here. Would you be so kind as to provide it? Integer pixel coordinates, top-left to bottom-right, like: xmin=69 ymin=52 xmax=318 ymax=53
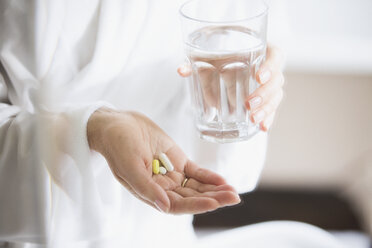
xmin=88 ymin=109 xmax=240 ymax=214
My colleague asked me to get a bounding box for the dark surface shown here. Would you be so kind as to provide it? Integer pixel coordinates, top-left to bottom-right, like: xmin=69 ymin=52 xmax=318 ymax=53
xmin=193 ymin=188 xmax=363 ymax=231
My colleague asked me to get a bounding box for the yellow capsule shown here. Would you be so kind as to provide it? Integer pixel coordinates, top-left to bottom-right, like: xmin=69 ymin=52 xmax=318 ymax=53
xmin=152 ymin=159 xmax=160 ymax=175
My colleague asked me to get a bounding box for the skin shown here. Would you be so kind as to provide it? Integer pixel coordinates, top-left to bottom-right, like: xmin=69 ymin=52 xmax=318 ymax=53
xmin=88 ymin=109 xmax=240 ymax=214
xmin=87 ymin=45 xmax=284 ymax=214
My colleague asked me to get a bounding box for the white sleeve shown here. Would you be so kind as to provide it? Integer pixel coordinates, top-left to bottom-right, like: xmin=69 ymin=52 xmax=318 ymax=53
xmin=0 ymin=1 xmax=127 ymax=243
xmin=0 ymin=67 xmax=112 ymax=243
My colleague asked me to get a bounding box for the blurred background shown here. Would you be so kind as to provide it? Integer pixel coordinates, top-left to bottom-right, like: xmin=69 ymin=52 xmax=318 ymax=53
xmin=193 ymin=0 xmax=372 ymax=247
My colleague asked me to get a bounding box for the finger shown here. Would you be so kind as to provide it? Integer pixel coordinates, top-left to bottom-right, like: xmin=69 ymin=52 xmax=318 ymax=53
xmin=155 ymin=170 xmax=185 ymax=190
xmin=121 ymin=160 xmax=171 ymax=212
xmin=158 ymin=170 xmax=234 ymax=193
xmin=113 ymin=172 xmax=161 ymax=211
xmin=164 ymin=170 xmax=185 ymax=184
xmin=184 ymin=160 xmax=226 ymax=186
xmin=251 ymin=90 xmax=283 ymax=124
xmin=265 ymin=45 xmax=286 ymax=69
xmin=174 ymin=187 xmax=240 ymax=206
xmin=256 ymin=45 xmax=285 ymax=85
xmin=185 ymin=178 xmax=237 ymax=193
xmin=152 ymin=173 xmax=177 ymax=190
xmin=245 ymin=72 xmax=284 ymax=111
xmin=127 ymin=175 xmax=170 ymax=212
xmin=261 ymin=112 xmax=276 ymax=132
xmin=177 ymin=64 xmax=192 ymax=77
xmin=167 ymin=191 xmax=219 ymax=214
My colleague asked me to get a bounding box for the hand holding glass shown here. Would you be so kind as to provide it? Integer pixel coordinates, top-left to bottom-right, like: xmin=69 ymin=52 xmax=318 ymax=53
xmin=179 ymin=0 xmax=268 ymax=143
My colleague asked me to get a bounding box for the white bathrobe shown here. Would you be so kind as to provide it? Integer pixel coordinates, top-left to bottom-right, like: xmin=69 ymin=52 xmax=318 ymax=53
xmin=0 ymin=0 xmax=347 ymax=247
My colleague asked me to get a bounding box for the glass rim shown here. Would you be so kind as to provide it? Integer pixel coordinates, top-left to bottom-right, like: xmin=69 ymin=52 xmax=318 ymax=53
xmin=179 ymin=0 xmax=269 ymax=24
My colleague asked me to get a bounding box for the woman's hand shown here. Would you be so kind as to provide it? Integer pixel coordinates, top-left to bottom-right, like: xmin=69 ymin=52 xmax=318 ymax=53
xmin=87 ymin=108 xmax=240 ymax=214
xmin=178 ymin=45 xmax=285 ymax=131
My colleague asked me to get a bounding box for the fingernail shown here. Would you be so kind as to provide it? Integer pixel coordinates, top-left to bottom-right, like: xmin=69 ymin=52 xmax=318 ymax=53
xmin=179 ymin=65 xmax=191 ymax=75
xmin=228 ymin=195 xmax=241 ymax=206
xmin=261 ymin=121 xmax=270 ymax=132
xmin=248 ymin=96 xmax=262 ymax=110
xmin=154 ymin=200 xmax=168 ymax=213
xmin=253 ymin=110 xmax=265 ymax=123
xmin=259 ymin=69 xmax=271 ymax=84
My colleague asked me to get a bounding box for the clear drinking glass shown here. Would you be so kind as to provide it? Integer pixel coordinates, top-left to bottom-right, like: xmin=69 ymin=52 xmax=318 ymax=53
xmin=179 ymin=0 xmax=268 ymax=143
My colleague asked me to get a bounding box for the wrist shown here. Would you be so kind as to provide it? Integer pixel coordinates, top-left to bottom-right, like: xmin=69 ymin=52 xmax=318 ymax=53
xmin=87 ymin=107 xmax=115 ymax=152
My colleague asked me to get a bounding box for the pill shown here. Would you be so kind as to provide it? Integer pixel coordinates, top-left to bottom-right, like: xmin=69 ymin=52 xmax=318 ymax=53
xmin=159 ymin=152 xmax=174 ymax=172
xmin=159 ymin=167 xmax=167 ymax=175
xmin=152 ymin=159 xmax=160 ymax=175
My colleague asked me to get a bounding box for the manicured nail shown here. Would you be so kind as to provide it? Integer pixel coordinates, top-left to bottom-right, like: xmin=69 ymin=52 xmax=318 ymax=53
xmin=228 ymin=195 xmax=241 ymax=206
xmin=248 ymin=96 xmax=262 ymax=110
xmin=179 ymin=65 xmax=191 ymax=76
xmin=253 ymin=110 xmax=265 ymax=123
xmin=154 ymin=200 xmax=168 ymax=213
xmin=262 ymin=121 xmax=271 ymax=131
xmin=259 ymin=69 xmax=271 ymax=84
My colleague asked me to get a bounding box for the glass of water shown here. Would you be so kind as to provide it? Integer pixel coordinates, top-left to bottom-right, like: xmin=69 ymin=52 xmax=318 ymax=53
xmin=179 ymin=0 xmax=268 ymax=143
